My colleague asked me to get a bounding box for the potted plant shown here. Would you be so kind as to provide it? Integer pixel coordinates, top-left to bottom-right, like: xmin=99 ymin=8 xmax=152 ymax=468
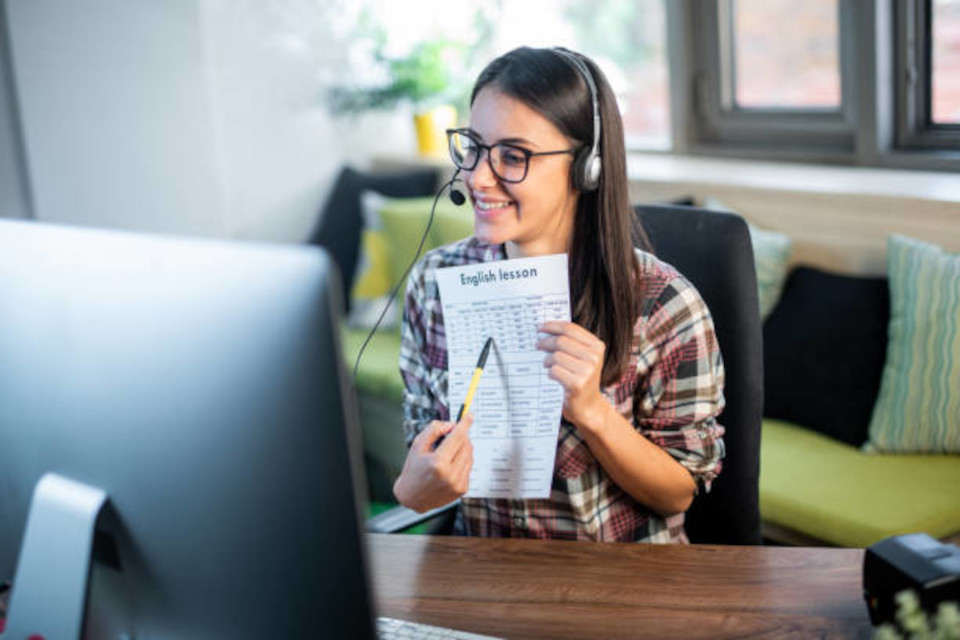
xmin=329 ymin=38 xmax=469 ymax=156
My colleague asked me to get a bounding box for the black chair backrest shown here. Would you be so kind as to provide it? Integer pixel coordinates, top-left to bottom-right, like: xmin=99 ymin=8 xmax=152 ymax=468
xmin=635 ymin=204 xmax=764 ymax=545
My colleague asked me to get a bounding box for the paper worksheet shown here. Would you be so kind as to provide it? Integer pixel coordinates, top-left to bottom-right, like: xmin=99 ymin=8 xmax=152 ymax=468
xmin=436 ymin=254 xmax=570 ymax=499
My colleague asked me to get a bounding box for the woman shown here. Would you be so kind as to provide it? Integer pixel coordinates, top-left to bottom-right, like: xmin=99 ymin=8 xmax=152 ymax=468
xmin=393 ymin=46 xmax=725 ymax=543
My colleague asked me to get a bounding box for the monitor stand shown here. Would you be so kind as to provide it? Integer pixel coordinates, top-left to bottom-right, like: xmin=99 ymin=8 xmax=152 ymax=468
xmin=4 ymin=473 xmax=108 ymax=640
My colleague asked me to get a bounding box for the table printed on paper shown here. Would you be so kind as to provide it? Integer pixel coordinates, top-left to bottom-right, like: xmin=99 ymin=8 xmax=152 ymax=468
xmin=436 ymin=253 xmax=570 ymax=499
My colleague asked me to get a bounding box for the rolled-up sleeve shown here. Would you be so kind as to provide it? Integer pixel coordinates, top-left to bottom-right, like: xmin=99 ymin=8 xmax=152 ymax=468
xmin=634 ymin=276 xmax=726 ymax=492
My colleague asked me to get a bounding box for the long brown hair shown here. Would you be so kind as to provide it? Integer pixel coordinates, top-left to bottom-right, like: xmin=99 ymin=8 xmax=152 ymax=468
xmin=471 ymin=46 xmax=650 ymax=386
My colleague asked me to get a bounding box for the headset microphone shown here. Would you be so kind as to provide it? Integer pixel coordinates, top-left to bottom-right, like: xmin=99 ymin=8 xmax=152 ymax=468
xmin=449 ymin=171 xmax=466 ymax=206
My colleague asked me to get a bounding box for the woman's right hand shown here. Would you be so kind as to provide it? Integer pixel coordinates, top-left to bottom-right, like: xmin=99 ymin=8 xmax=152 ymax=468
xmin=392 ymin=415 xmax=474 ymax=513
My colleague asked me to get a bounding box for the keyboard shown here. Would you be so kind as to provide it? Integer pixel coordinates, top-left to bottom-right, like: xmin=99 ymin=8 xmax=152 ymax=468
xmin=377 ymin=616 xmax=502 ymax=639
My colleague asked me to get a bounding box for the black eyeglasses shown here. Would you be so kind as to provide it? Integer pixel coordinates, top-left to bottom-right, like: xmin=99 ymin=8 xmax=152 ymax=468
xmin=446 ymin=128 xmax=578 ymax=184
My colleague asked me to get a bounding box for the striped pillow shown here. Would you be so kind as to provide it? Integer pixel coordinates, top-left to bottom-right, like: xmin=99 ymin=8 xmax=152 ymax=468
xmin=866 ymin=235 xmax=960 ymax=453
xmin=748 ymin=224 xmax=793 ymax=321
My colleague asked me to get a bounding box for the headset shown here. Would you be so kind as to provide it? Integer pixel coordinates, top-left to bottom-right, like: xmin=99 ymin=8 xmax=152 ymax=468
xmin=552 ymin=47 xmax=602 ymax=193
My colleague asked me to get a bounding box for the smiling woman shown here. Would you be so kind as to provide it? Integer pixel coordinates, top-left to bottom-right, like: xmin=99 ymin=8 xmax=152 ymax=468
xmin=461 ymin=86 xmax=582 ymax=255
xmin=392 ymin=46 xmax=726 ymax=544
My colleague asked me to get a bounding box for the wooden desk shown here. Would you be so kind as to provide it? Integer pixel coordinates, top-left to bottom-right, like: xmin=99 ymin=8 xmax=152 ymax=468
xmin=369 ymin=534 xmax=873 ymax=639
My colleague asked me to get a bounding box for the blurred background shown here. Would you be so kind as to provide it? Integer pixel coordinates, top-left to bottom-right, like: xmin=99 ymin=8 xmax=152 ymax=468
xmin=2 ymin=0 xmax=960 ymax=561
xmin=0 ymin=0 xmax=957 ymax=243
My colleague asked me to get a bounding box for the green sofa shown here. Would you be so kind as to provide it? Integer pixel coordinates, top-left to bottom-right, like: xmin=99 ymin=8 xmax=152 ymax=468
xmin=761 ymin=420 xmax=960 ymax=547
xmin=343 ymin=328 xmax=407 ymax=501
xmin=757 ymin=263 xmax=960 ymax=547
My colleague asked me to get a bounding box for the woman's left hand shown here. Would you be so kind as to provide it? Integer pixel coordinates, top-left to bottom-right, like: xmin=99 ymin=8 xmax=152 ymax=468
xmin=537 ymin=321 xmax=609 ymax=430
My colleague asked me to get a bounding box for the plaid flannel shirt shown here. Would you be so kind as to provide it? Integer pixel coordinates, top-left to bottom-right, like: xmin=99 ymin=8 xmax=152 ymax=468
xmin=400 ymin=236 xmax=725 ymax=543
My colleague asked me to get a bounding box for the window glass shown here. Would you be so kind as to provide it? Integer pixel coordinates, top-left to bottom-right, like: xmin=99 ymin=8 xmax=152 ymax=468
xmin=732 ymin=0 xmax=840 ymax=109
xmin=932 ymin=0 xmax=960 ymax=124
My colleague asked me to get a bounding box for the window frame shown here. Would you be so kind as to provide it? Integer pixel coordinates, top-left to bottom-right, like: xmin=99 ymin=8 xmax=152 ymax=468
xmin=895 ymin=0 xmax=960 ymax=150
xmin=665 ymin=0 xmax=960 ymax=171
xmin=689 ymin=0 xmax=855 ymax=155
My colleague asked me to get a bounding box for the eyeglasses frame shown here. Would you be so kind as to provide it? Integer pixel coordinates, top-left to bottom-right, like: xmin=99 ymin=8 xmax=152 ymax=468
xmin=445 ymin=128 xmax=579 ymax=184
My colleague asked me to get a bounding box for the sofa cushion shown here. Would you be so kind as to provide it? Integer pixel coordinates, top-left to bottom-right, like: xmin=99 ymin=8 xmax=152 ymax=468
xmin=376 ymin=196 xmax=464 ymax=288
xmin=760 ymin=419 xmax=960 ymax=548
xmin=349 ymin=193 xmax=472 ymax=329
xmin=308 ymin=166 xmax=439 ymax=311
xmin=342 ymin=326 xmax=405 ymax=403
xmin=763 ymin=267 xmax=889 ymax=447
xmin=867 ymin=234 xmax=960 ymax=453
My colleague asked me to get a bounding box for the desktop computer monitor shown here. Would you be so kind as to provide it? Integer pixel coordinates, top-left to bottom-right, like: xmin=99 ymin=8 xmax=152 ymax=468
xmin=0 ymin=220 xmax=376 ymax=638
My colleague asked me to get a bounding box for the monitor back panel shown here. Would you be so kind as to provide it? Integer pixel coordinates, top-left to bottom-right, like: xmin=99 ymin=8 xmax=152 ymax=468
xmin=0 ymin=221 xmax=374 ymax=638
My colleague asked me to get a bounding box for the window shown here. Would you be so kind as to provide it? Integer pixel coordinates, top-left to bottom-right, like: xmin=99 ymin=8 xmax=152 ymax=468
xmin=685 ymin=0 xmax=856 ymax=156
xmin=342 ymin=0 xmax=670 ymax=150
xmin=731 ymin=0 xmax=841 ymax=109
xmin=678 ymin=1 xmax=960 ymax=169
xmin=474 ymin=0 xmax=671 ymax=149
xmin=345 ymin=1 xmax=960 ymax=169
xmin=895 ymin=0 xmax=960 ymax=151
xmin=932 ymin=0 xmax=960 ymax=124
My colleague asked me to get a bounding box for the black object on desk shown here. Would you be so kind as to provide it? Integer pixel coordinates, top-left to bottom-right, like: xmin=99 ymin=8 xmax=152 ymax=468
xmin=863 ymin=533 xmax=960 ymax=625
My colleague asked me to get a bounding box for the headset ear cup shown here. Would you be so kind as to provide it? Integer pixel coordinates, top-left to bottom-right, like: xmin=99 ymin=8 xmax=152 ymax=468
xmin=572 ymin=149 xmax=601 ymax=192
xmin=583 ymin=153 xmax=601 ymax=191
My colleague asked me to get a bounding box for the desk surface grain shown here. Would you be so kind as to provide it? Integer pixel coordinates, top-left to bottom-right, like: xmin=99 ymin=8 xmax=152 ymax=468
xmin=368 ymin=534 xmax=873 ymax=639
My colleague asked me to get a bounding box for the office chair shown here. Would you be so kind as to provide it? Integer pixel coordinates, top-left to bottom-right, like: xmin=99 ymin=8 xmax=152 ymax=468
xmin=636 ymin=204 xmax=763 ymax=545
xmin=370 ymin=205 xmax=764 ymax=545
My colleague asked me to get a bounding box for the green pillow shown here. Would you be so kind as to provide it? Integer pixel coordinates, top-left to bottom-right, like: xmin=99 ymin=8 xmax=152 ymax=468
xmin=866 ymin=235 xmax=960 ymax=453
xmin=432 ymin=200 xmax=474 ymax=246
xmin=348 ymin=194 xmax=472 ymax=329
xmin=376 ymin=196 xmax=464 ymax=287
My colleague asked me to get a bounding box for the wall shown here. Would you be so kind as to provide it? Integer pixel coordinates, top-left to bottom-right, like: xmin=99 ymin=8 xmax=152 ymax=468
xmin=2 ymin=0 xmax=413 ymax=242
xmin=626 ymin=154 xmax=960 ymax=276
xmin=196 ymin=0 xmax=414 ymax=242
xmin=6 ymin=0 xmax=227 ymax=236
xmin=0 ymin=0 xmax=30 ymax=219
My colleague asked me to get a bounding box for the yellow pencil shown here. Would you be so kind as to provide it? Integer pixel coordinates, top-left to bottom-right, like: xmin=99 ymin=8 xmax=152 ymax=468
xmin=457 ymin=337 xmax=493 ymax=421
